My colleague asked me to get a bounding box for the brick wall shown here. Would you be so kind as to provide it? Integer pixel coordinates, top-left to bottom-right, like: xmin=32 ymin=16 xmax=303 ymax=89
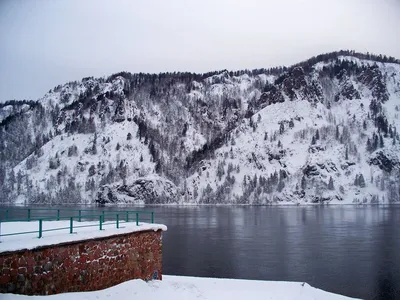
xmin=0 ymin=229 xmax=163 ymax=295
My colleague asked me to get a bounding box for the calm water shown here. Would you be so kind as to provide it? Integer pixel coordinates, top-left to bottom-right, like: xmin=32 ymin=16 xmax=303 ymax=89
xmin=2 ymin=205 xmax=400 ymax=299
xmin=155 ymin=206 xmax=400 ymax=300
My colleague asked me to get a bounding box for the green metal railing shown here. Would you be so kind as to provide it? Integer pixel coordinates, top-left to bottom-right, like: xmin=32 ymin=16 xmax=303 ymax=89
xmin=0 ymin=208 xmax=154 ymax=223
xmin=0 ymin=208 xmax=155 ymax=239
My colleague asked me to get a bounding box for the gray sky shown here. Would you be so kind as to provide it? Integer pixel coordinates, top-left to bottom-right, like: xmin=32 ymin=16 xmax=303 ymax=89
xmin=0 ymin=0 xmax=399 ymax=102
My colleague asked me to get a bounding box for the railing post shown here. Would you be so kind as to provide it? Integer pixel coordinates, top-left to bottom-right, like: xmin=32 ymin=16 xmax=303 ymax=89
xmin=70 ymin=217 xmax=73 ymax=234
xmin=136 ymin=212 xmax=139 ymax=226
xmin=99 ymin=215 xmax=103 ymax=230
xmin=151 ymin=212 xmax=154 ymax=224
xmin=116 ymin=214 xmax=119 ymax=229
xmin=28 ymin=209 xmax=31 ymax=221
xmin=57 ymin=209 xmax=60 ymax=221
xmin=78 ymin=210 xmax=82 ymax=222
xmin=126 ymin=211 xmax=129 ymax=222
xmin=38 ymin=219 xmax=43 ymax=238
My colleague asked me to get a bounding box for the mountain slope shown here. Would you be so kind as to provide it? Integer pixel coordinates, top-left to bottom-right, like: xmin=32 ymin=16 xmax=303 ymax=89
xmin=186 ymin=57 xmax=400 ymax=204
xmin=1 ymin=50 xmax=400 ymax=205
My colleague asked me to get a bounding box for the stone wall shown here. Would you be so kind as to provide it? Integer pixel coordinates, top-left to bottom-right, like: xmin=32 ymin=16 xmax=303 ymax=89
xmin=0 ymin=229 xmax=163 ymax=295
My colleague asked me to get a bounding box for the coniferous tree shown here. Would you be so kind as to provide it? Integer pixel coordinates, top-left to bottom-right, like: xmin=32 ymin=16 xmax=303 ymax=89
xmin=88 ymin=165 xmax=96 ymax=176
xmin=216 ymin=161 xmax=225 ymax=181
xmin=88 ymin=118 xmax=96 ymax=133
xmin=49 ymin=156 xmax=60 ymax=170
xmin=249 ymin=117 xmax=256 ymax=132
xmin=389 ymin=125 xmax=393 ymax=138
xmin=92 ymin=133 xmax=98 ymax=155
xmin=373 ymin=134 xmax=379 ymax=150
xmin=366 ymin=138 xmax=373 ymax=153
xmin=277 ymin=179 xmax=285 ymax=192
xmin=380 ymin=177 xmax=385 ymax=191
xmin=279 ymin=122 xmax=285 ymax=134
xmin=379 ymin=134 xmax=384 ymax=148
xmin=68 ymin=145 xmax=78 ymax=157
xmin=311 ymin=136 xmax=316 ymax=145
xmin=358 ymin=174 xmax=366 ymax=188
xmin=354 ymin=174 xmax=359 ymax=186
xmin=0 ymin=167 xmax=5 ymax=187
xmin=252 ymin=174 xmax=258 ymax=189
xmin=16 ymin=170 xmax=23 ymax=194
xmin=301 ymin=176 xmax=307 ymax=190
xmin=328 ymin=176 xmax=334 ymax=190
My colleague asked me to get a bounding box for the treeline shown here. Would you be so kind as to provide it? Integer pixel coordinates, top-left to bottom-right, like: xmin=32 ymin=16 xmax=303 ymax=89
xmin=0 ymin=101 xmax=43 ymax=127
xmin=106 ymin=67 xmax=287 ymax=90
xmin=0 ymin=99 xmax=37 ymax=109
xmin=289 ymin=49 xmax=400 ymax=73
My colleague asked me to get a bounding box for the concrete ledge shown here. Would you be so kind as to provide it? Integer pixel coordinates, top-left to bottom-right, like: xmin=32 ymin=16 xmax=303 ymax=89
xmin=0 ymin=221 xmax=167 ymax=253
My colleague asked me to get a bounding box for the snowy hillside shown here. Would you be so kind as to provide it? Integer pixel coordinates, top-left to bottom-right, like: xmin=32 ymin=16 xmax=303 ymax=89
xmin=0 ymin=50 xmax=400 ymax=205
xmin=186 ymin=56 xmax=400 ymax=204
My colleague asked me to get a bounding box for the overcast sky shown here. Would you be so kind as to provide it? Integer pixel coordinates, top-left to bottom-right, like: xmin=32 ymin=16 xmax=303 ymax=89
xmin=0 ymin=0 xmax=399 ymax=102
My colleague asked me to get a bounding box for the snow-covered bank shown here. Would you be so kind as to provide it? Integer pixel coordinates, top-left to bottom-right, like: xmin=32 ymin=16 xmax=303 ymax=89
xmin=1 ymin=275 xmax=359 ymax=300
xmin=0 ymin=221 xmax=166 ymax=253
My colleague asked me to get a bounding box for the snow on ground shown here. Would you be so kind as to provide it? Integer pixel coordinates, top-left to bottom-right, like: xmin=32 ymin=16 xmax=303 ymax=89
xmin=0 ymin=275 xmax=359 ymax=300
xmin=0 ymin=221 xmax=166 ymax=253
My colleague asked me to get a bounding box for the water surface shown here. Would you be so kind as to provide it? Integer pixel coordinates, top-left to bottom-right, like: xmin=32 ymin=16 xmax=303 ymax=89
xmin=155 ymin=206 xmax=400 ymax=300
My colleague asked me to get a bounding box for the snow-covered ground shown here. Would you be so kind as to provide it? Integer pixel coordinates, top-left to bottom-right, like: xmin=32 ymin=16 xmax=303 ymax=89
xmin=0 ymin=221 xmax=166 ymax=252
xmin=1 ymin=275 xmax=359 ymax=300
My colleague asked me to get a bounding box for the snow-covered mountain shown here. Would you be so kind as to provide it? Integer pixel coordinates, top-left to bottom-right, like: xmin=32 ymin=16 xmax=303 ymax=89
xmin=1 ymin=50 xmax=400 ymax=205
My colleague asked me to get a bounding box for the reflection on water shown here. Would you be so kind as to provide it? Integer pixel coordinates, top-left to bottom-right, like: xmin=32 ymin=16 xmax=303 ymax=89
xmin=2 ymin=205 xmax=399 ymax=299
xmin=373 ymin=208 xmax=399 ymax=300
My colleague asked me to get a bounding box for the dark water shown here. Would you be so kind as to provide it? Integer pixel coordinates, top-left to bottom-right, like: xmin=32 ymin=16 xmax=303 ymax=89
xmin=2 ymin=205 xmax=400 ymax=299
xmin=155 ymin=206 xmax=400 ymax=300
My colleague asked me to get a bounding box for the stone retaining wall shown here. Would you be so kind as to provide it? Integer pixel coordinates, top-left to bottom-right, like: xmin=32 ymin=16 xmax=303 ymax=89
xmin=0 ymin=229 xmax=163 ymax=295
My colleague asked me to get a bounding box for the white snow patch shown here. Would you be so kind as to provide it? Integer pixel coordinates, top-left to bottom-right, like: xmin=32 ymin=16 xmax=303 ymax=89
xmin=0 ymin=275 xmax=358 ymax=300
xmin=0 ymin=221 xmax=166 ymax=253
